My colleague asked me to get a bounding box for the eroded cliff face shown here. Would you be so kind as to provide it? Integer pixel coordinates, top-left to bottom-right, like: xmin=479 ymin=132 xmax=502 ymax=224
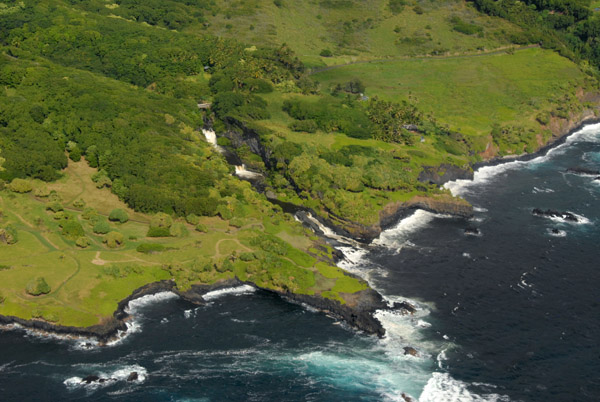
xmin=319 ymin=194 xmax=473 ymax=243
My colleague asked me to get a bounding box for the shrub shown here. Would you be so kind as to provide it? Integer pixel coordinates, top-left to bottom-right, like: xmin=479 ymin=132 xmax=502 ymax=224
xmin=289 ymin=119 xmax=318 ymax=133
xmin=8 ymin=178 xmax=33 ymax=193
xmin=69 ymin=147 xmax=82 ymax=162
xmin=0 ymin=226 xmax=18 ymax=244
xmin=195 ymin=224 xmax=208 ymax=233
xmin=413 ymin=5 xmax=424 ymax=14
xmin=104 ymin=231 xmax=124 ymax=248
xmin=170 ymin=223 xmax=189 ymax=238
xmin=186 ymin=214 xmax=200 ymax=225
xmin=536 ymin=112 xmax=551 ymax=125
xmin=229 ymin=217 xmax=244 ymax=228
xmin=108 ymin=208 xmax=129 ymax=223
xmin=26 ymin=277 xmax=51 ymax=296
xmin=389 ymin=0 xmax=406 ymax=14
xmin=320 ymin=49 xmax=333 ymax=57
xmin=60 ymin=220 xmax=84 ymax=239
xmin=136 ymin=243 xmax=165 ymax=254
xmin=34 ymin=186 xmax=50 ymax=198
xmin=451 ymin=17 xmax=483 ymax=35
xmin=93 ymin=220 xmax=111 ymax=234
xmin=147 ymin=226 xmax=172 ymax=237
xmin=82 ymin=207 xmax=97 ymax=220
xmin=75 ymin=236 xmax=90 ymax=248
xmin=0 ymin=291 xmax=4 ymax=303
xmin=273 ymin=0 xmax=283 ymax=7
xmin=46 ymin=202 xmax=64 ymax=213
xmin=72 ymin=199 xmax=86 ymax=208
xmin=150 ymin=212 xmax=173 ymax=229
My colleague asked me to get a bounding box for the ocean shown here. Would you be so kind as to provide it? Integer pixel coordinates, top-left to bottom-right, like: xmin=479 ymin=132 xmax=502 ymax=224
xmin=1 ymin=124 xmax=599 ymax=401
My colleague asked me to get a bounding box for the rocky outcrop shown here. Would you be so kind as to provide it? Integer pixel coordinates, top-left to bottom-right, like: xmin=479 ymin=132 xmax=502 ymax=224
xmin=223 ymin=116 xmax=273 ymax=169
xmin=532 ymin=208 xmax=579 ymax=222
xmin=418 ymin=163 xmax=474 ymax=185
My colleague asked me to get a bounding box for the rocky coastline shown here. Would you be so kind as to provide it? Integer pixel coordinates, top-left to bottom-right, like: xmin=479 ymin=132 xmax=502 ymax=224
xmin=0 ymin=274 xmax=397 ymax=345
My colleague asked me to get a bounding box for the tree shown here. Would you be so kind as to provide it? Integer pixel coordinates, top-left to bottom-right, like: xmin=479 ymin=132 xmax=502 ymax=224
xmin=104 ymin=231 xmax=125 ymax=248
xmin=109 ymin=208 xmax=129 ymax=223
xmin=26 ymin=277 xmax=51 ymax=296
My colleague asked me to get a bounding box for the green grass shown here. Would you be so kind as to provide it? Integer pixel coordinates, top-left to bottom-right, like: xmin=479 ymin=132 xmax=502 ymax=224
xmin=313 ymin=47 xmax=587 ymax=137
xmin=185 ymin=0 xmax=518 ymax=67
xmin=0 ymin=162 xmax=364 ymax=327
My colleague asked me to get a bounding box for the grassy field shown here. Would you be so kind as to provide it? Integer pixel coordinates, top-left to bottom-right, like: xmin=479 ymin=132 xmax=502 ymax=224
xmin=0 ymin=160 xmax=367 ymax=327
xmin=186 ymin=0 xmax=519 ymax=67
xmin=313 ymin=47 xmax=588 ymax=137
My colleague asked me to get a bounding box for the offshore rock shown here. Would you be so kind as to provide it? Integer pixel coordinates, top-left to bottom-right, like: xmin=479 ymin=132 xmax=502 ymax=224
xmin=127 ymin=372 xmax=139 ymax=382
xmin=532 ymin=208 xmax=578 ymax=222
xmin=403 ymin=346 xmax=419 ymax=356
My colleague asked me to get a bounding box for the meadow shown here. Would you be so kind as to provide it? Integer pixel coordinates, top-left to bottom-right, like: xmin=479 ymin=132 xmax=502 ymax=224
xmin=0 ymin=161 xmax=367 ymax=327
xmin=313 ymin=47 xmax=589 ymax=137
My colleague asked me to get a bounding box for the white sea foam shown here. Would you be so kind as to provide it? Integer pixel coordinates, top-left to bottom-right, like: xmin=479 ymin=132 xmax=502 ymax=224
xmin=445 ymin=123 xmax=600 ymax=197
xmin=532 ymin=187 xmax=555 ymax=194
xmin=373 ymin=210 xmax=438 ymax=251
xmin=202 ymin=285 xmax=256 ymax=301
xmin=548 ymin=228 xmax=567 ymax=237
xmin=473 ymin=207 xmax=488 ymax=212
xmin=542 ymin=212 xmax=591 ymax=225
xmin=64 ymin=364 xmax=147 ymax=390
xmin=420 ymin=372 xmax=510 ymax=402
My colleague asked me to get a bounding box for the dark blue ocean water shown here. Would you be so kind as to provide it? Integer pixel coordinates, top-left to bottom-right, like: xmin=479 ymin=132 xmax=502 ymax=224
xmin=1 ymin=124 xmax=599 ymax=401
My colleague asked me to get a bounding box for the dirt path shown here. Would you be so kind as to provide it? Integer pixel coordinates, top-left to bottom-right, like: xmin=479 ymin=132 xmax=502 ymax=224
xmin=309 ymin=44 xmax=540 ymax=75
xmin=91 ymin=251 xmax=160 ymax=266
xmin=214 ymin=238 xmax=251 ymax=258
xmin=11 ymin=211 xmax=61 ymax=250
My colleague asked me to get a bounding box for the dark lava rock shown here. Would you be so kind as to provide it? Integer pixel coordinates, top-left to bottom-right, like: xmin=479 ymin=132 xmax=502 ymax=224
xmin=418 ymin=164 xmax=473 ymax=185
xmin=464 ymin=227 xmax=480 ymax=235
xmin=127 ymin=372 xmax=139 ymax=382
xmin=566 ymin=167 xmax=600 ymax=176
xmin=81 ymin=375 xmax=100 ymax=384
xmin=403 ymin=346 xmax=419 ymax=357
xmin=393 ymin=301 xmax=417 ymax=315
xmin=402 ymin=393 xmax=414 ymax=402
xmin=532 ymin=208 xmax=578 ymax=222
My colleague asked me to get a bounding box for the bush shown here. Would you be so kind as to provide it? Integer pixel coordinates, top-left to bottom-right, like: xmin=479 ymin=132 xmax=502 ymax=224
xmin=104 ymin=231 xmax=124 ymax=248
xmin=320 ymin=49 xmax=333 ymax=57
xmin=289 ymin=120 xmax=318 ymax=133
xmin=8 ymin=178 xmax=33 ymax=193
xmin=46 ymin=202 xmax=64 ymax=213
xmin=536 ymin=112 xmax=551 ymax=125
xmin=60 ymin=220 xmax=85 ymax=239
xmin=147 ymin=226 xmax=172 ymax=237
xmin=75 ymin=236 xmax=90 ymax=248
xmin=109 ymin=208 xmax=129 ymax=223
xmin=72 ymin=199 xmax=86 ymax=208
xmin=186 ymin=214 xmax=200 ymax=225
xmin=274 ymin=0 xmax=283 ymax=7
xmin=0 ymin=226 xmax=18 ymax=244
xmin=195 ymin=224 xmax=208 ymax=233
xmin=389 ymin=0 xmax=406 ymax=14
xmin=93 ymin=220 xmax=111 ymax=234
xmin=26 ymin=277 xmax=51 ymax=296
xmin=69 ymin=147 xmax=82 ymax=162
xmin=150 ymin=212 xmax=173 ymax=229
xmin=136 ymin=243 xmax=165 ymax=254
xmin=34 ymin=186 xmax=50 ymax=198
xmin=0 ymin=291 xmax=4 ymax=304
xmin=82 ymin=207 xmax=97 ymax=220
xmin=170 ymin=223 xmax=189 ymax=238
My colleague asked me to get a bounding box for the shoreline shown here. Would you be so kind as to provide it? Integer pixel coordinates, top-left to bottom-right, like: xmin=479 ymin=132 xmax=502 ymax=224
xmin=3 ymin=115 xmax=598 ymax=347
xmin=0 ymin=276 xmax=390 ymax=345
